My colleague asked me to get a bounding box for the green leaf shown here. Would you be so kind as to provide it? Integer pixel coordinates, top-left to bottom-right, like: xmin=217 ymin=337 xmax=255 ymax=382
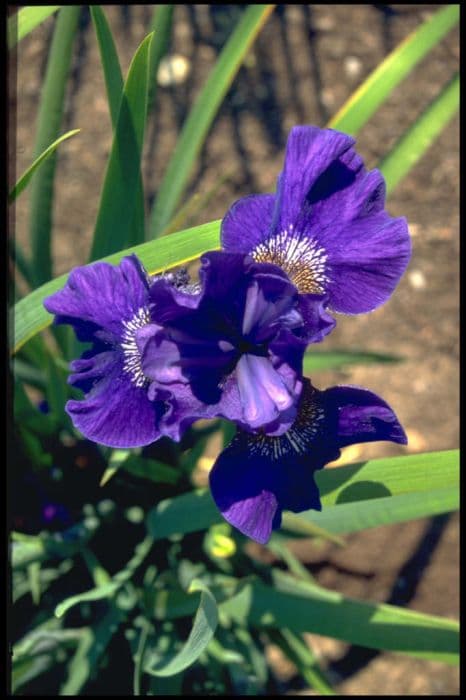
xmin=379 ymin=73 xmax=459 ymax=195
xmin=317 ymin=449 xmax=459 ymax=505
xmin=269 ymin=629 xmax=335 ymax=695
xmin=147 ymin=5 xmax=274 ymax=238
xmin=60 ymin=605 xmax=126 ymax=694
xmin=54 ymin=535 xmax=153 ymax=618
xmin=220 ymin=577 xmax=459 ymax=664
xmin=144 ymin=580 xmax=218 ymax=677
xmin=146 ymin=450 xmax=458 ymax=541
xmin=12 ymin=219 xmax=221 ymax=354
xmin=9 ymin=129 xmax=80 ymax=203
xmin=303 ymin=348 xmax=401 ymax=373
xmin=89 ymin=5 xmax=146 ymax=248
xmin=147 ymin=5 xmax=174 ymax=111
xmin=89 ymin=32 xmax=153 ymax=261
xmin=8 ymin=6 xmax=61 ymax=49
xmin=329 ymin=5 xmax=459 ymax=135
xmin=301 ymin=486 xmax=458 ymax=535
xmin=27 ymin=6 xmax=81 ymax=288
xmin=147 ymin=489 xmax=220 ymax=541
xmin=89 ymin=6 xmax=123 ymax=126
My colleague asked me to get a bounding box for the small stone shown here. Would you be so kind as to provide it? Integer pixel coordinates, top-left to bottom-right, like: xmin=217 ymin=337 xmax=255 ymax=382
xmin=343 ymin=55 xmax=362 ymax=79
xmin=157 ymin=54 xmax=191 ymax=87
xmin=408 ymin=270 xmax=426 ymax=290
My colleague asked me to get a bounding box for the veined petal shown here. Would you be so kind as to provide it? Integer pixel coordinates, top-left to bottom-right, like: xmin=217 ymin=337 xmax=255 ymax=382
xmin=221 ymin=193 xmax=276 ymax=254
xmin=274 ymin=126 xmax=355 ymax=233
xmin=322 ymin=213 xmax=411 ymax=313
xmin=44 ymin=255 xmax=151 ymax=340
xmin=66 ymin=357 xmax=164 ymax=448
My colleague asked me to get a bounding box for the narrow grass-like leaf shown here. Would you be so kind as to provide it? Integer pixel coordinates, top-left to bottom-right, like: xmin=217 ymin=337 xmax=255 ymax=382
xmin=12 ymin=219 xmax=221 ymax=354
xmin=269 ymin=629 xmax=335 ymax=695
xmin=329 ymin=4 xmax=459 ymax=135
xmin=89 ymin=32 xmax=153 ymax=261
xmin=89 ymin=6 xmax=147 ymax=250
xmin=145 ymin=450 xmax=458 ymax=541
xmin=144 ymin=580 xmax=218 ymax=677
xmin=28 ymin=6 xmax=80 ymax=288
xmin=147 ymin=5 xmax=274 ymax=238
xmin=9 ymin=129 xmax=80 ymax=203
xmin=303 ymin=349 xmax=401 ymax=374
xmin=147 ymin=4 xmax=174 ymax=110
xmin=60 ymin=605 xmax=126 ymax=695
xmin=89 ymin=6 xmax=123 ymax=125
xmin=8 ymin=6 xmax=61 ymax=49
xmin=54 ymin=536 xmax=153 ymax=618
xmin=379 ymin=73 xmax=459 ymax=195
xmin=220 ymin=578 xmax=459 ymax=664
xmin=301 ymin=486 xmax=458 ymax=535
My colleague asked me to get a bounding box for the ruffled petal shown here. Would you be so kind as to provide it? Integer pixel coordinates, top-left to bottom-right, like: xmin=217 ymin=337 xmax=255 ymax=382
xmin=323 ymin=385 xmax=407 ymax=447
xmin=44 ymin=255 xmax=151 ymax=340
xmin=209 ymin=378 xmax=407 ymax=543
xmin=66 ymin=356 xmax=163 ymax=448
xmin=274 ymin=126 xmax=355 ymax=233
xmin=321 ymin=213 xmax=411 ymax=313
xmin=221 ymin=194 xmax=276 ymax=254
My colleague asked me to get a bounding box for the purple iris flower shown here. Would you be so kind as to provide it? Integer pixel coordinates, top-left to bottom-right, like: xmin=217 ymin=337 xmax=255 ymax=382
xmin=221 ymin=125 xmax=411 ymax=315
xmin=141 ymin=251 xmax=335 ymax=437
xmin=209 ymin=378 xmax=407 ymax=544
xmin=44 ymin=255 xmax=167 ymax=448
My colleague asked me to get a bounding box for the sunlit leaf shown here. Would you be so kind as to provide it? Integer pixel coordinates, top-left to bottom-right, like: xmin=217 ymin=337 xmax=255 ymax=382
xmin=147 ymin=5 xmax=274 ymax=238
xmin=8 ymin=6 xmax=61 ymax=49
xmin=329 ymin=4 xmax=459 ymax=135
xmin=9 ymin=129 xmax=80 ymax=203
xmin=380 ymin=73 xmax=459 ymax=194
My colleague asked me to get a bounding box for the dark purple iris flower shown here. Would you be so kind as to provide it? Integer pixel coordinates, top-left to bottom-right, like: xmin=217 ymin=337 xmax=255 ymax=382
xmin=209 ymin=378 xmax=407 ymax=544
xmin=44 ymin=256 xmax=167 ymax=448
xmin=141 ymin=251 xmax=334 ymax=437
xmin=221 ymin=125 xmax=411 ymax=315
xmin=44 ymin=252 xmax=333 ymax=447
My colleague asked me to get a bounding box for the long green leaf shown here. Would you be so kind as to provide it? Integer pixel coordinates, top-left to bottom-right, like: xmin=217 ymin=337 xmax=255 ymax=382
xmin=329 ymin=4 xmax=459 ymax=135
xmin=54 ymin=535 xmax=153 ymax=618
xmin=28 ymin=6 xmax=80 ymax=288
xmin=12 ymin=219 xmax=221 ymax=354
xmin=9 ymin=129 xmax=80 ymax=203
xmin=147 ymin=5 xmax=174 ymax=110
xmin=8 ymin=6 xmax=61 ymax=49
xmin=89 ymin=6 xmax=123 ymax=125
xmin=147 ymin=4 xmax=274 ymax=239
xmin=379 ymin=73 xmax=459 ymax=195
xmin=300 ymin=486 xmax=458 ymax=535
xmin=145 ymin=450 xmax=458 ymax=541
xmin=220 ymin=578 xmax=459 ymax=664
xmin=89 ymin=32 xmax=153 ymax=261
xmin=89 ymin=6 xmax=146 ymax=249
xmin=144 ymin=580 xmax=218 ymax=677
xmin=303 ymin=348 xmax=401 ymax=373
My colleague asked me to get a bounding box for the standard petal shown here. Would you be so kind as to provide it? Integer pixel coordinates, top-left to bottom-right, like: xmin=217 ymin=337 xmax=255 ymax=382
xmin=66 ymin=358 xmax=163 ymax=448
xmin=221 ymin=193 xmax=276 ymax=254
xmin=274 ymin=126 xmax=355 ymax=233
xmin=323 ymin=385 xmax=408 ymax=447
xmin=321 ymin=213 xmax=411 ymax=313
xmin=44 ymin=255 xmax=151 ymax=340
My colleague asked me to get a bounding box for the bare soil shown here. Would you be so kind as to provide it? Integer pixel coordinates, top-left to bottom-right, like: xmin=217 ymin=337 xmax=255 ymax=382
xmin=11 ymin=5 xmax=459 ymax=695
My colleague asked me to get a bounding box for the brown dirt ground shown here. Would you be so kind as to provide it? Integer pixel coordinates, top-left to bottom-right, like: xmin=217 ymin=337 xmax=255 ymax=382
xmin=10 ymin=5 xmax=459 ymax=695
